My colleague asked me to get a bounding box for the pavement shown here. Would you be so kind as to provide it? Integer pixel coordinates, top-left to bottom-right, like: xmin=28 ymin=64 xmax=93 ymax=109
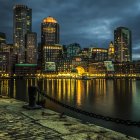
xmin=0 ymin=97 xmax=138 ymax=140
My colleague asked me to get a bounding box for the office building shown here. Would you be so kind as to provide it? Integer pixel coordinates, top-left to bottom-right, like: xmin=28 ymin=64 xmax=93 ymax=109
xmin=108 ymin=41 xmax=115 ymax=61
xmin=25 ymin=32 xmax=37 ymax=63
xmin=0 ymin=32 xmax=6 ymax=52
xmin=0 ymin=52 xmax=10 ymax=74
xmin=42 ymin=44 xmax=63 ymax=72
xmin=13 ymin=5 xmax=32 ymax=63
xmin=114 ymin=27 xmax=132 ymax=62
xmin=41 ymin=16 xmax=61 ymax=72
xmin=66 ymin=43 xmax=81 ymax=57
xmin=89 ymin=48 xmax=108 ymax=62
xmin=41 ymin=16 xmax=59 ymax=46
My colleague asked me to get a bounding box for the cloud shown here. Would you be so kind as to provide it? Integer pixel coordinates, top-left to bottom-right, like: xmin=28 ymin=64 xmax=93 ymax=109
xmin=0 ymin=0 xmax=140 ymax=59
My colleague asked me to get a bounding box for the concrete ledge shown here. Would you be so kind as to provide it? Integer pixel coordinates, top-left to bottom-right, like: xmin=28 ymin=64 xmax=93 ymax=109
xmin=0 ymin=98 xmax=137 ymax=140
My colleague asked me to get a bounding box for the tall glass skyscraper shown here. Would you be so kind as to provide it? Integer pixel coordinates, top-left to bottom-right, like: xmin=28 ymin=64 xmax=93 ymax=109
xmin=0 ymin=32 xmax=6 ymax=52
xmin=40 ymin=16 xmax=61 ymax=72
xmin=13 ymin=5 xmax=32 ymax=63
xmin=114 ymin=27 xmax=132 ymax=62
xmin=25 ymin=32 xmax=37 ymax=64
xmin=41 ymin=16 xmax=59 ymax=45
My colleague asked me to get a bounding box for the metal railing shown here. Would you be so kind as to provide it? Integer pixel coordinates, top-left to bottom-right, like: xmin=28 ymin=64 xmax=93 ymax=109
xmin=36 ymin=87 xmax=140 ymax=127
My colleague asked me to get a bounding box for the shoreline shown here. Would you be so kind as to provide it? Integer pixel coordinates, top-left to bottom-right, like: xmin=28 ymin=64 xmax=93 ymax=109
xmin=0 ymin=97 xmax=138 ymax=140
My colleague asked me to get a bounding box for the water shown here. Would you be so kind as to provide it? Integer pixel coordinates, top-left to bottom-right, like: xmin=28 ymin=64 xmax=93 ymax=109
xmin=0 ymin=78 xmax=140 ymax=139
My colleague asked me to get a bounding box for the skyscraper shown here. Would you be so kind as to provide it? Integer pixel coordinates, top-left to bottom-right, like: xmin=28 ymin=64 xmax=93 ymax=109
xmin=13 ymin=5 xmax=32 ymax=63
xmin=108 ymin=41 xmax=115 ymax=61
xmin=41 ymin=16 xmax=59 ymax=45
xmin=0 ymin=32 xmax=6 ymax=52
xmin=114 ymin=27 xmax=132 ymax=62
xmin=25 ymin=32 xmax=37 ymax=63
xmin=41 ymin=16 xmax=61 ymax=72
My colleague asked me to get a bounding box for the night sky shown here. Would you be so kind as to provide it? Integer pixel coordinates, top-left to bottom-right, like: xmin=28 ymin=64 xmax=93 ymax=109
xmin=0 ymin=0 xmax=140 ymax=60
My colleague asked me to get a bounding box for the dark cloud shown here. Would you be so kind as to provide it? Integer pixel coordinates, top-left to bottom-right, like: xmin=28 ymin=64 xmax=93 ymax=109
xmin=0 ymin=0 xmax=140 ymax=59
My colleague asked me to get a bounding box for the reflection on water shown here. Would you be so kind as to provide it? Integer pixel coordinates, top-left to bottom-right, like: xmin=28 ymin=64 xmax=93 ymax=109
xmin=1 ymin=78 xmax=139 ymax=119
xmin=0 ymin=78 xmax=140 ymax=138
xmin=0 ymin=80 xmax=9 ymax=96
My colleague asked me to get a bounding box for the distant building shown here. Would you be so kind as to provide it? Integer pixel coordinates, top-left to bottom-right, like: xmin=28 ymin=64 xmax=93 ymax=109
xmin=79 ymin=48 xmax=90 ymax=61
xmin=89 ymin=47 xmax=108 ymax=62
xmin=57 ymin=58 xmax=72 ymax=73
xmin=25 ymin=32 xmax=37 ymax=63
xmin=66 ymin=43 xmax=81 ymax=57
xmin=0 ymin=52 xmax=10 ymax=74
xmin=0 ymin=32 xmax=6 ymax=44
xmin=13 ymin=5 xmax=32 ymax=63
xmin=0 ymin=32 xmax=6 ymax=52
xmin=37 ymin=43 xmax=42 ymax=69
xmin=41 ymin=16 xmax=59 ymax=46
xmin=14 ymin=63 xmax=37 ymax=75
xmin=114 ymin=27 xmax=132 ymax=62
xmin=108 ymin=41 xmax=115 ymax=61
xmin=42 ymin=44 xmax=63 ymax=72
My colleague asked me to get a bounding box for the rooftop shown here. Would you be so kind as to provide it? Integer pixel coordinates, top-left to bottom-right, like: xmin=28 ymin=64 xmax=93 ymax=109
xmin=43 ymin=16 xmax=57 ymax=23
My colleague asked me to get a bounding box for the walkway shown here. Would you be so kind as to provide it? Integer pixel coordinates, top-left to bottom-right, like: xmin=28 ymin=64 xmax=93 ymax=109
xmin=0 ymin=97 xmax=137 ymax=140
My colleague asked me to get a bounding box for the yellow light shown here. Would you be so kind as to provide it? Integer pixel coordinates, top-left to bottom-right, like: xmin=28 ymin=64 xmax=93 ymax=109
xmin=43 ymin=16 xmax=57 ymax=23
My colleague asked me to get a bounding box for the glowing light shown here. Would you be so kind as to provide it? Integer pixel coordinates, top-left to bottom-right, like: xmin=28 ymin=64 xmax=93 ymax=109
xmin=43 ymin=16 xmax=57 ymax=23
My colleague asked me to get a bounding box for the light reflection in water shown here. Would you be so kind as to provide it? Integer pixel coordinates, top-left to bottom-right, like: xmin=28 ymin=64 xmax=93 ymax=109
xmin=0 ymin=78 xmax=140 ymax=139
xmin=0 ymin=78 xmax=139 ymax=120
xmin=76 ymin=80 xmax=82 ymax=106
xmin=0 ymin=80 xmax=9 ymax=96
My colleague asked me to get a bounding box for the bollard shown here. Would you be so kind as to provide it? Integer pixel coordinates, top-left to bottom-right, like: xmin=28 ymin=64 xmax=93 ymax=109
xmin=23 ymin=86 xmax=42 ymax=109
xmin=28 ymin=86 xmax=37 ymax=107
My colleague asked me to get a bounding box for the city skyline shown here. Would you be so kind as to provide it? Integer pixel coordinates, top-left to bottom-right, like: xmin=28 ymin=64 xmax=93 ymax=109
xmin=0 ymin=0 xmax=140 ymax=60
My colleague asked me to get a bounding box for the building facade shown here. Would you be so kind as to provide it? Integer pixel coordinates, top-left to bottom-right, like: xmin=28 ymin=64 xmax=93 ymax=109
xmin=108 ymin=41 xmax=115 ymax=61
xmin=0 ymin=32 xmax=6 ymax=52
xmin=42 ymin=44 xmax=63 ymax=72
xmin=41 ymin=16 xmax=61 ymax=72
xmin=114 ymin=27 xmax=132 ymax=62
xmin=13 ymin=5 xmax=32 ymax=63
xmin=0 ymin=52 xmax=10 ymax=74
xmin=25 ymin=32 xmax=37 ymax=63
xmin=41 ymin=16 xmax=59 ymax=46
xmin=89 ymin=48 xmax=108 ymax=62
xmin=66 ymin=43 xmax=81 ymax=58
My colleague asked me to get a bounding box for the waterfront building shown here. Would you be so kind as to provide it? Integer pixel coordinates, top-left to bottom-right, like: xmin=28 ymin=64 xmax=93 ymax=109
xmin=66 ymin=43 xmax=81 ymax=58
xmin=57 ymin=56 xmax=88 ymax=74
xmin=42 ymin=44 xmax=63 ymax=72
xmin=25 ymin=32 xmax=37 ymax=63
xmin=14 ymin=63 xmax=37 ymax=76
xmin=13 ymin=5 xmax=32 ymax=63
xmin=89 ymin=62 xmax=106 ymax=74
xmin=72 ymin=56 xmax=88 ymax=74
xmin=89 ymin=47 xmax=108 ymax=62
xmin=114 ymin=27 xmax=132 ymax=62
xmin=57 ymin=58 xmax=72 ymax=73
xmin=108 ymin=41 xmax=115 ymax=61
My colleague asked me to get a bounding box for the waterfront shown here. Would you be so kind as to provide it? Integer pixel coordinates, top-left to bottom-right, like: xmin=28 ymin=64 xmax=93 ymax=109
xmin=0 ymin=78 xmax=140 ymax=138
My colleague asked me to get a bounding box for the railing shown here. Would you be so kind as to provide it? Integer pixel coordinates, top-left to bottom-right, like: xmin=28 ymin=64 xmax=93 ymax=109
xmin=35 ymin=87 xmax=140 ymax=127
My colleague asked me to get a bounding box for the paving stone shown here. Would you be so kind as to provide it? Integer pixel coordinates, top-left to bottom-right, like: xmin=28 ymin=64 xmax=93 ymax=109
xmin=0 ymin=98 xmax=138 ymax=140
